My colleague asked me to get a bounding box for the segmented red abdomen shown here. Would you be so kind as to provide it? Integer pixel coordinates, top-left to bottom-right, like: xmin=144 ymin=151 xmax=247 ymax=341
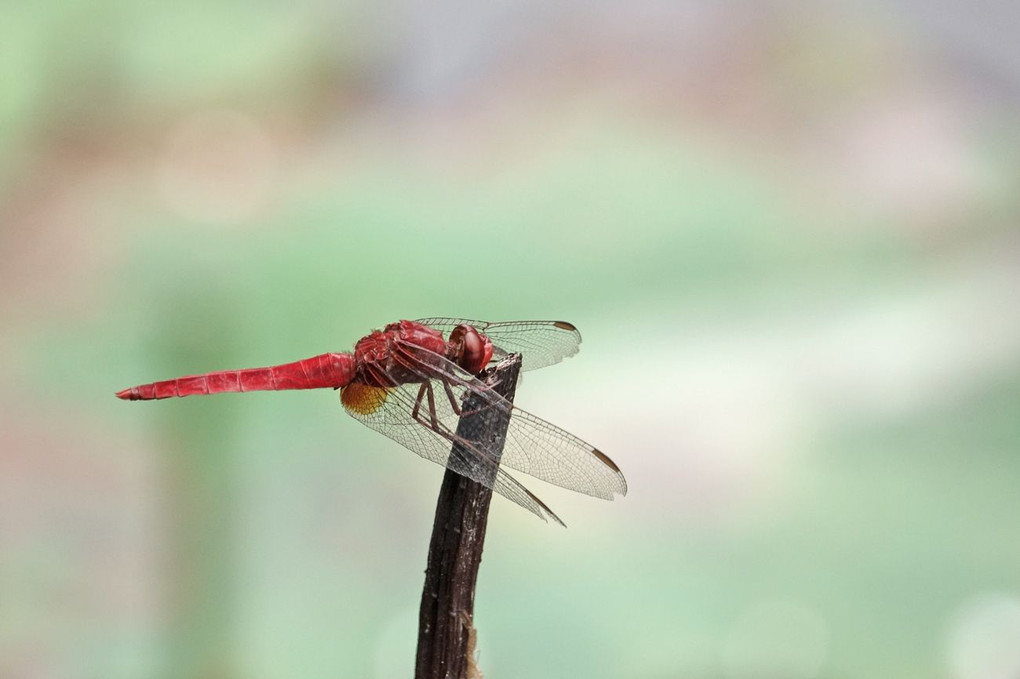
xmin=116 ymin=352 xmax=356 ymax=400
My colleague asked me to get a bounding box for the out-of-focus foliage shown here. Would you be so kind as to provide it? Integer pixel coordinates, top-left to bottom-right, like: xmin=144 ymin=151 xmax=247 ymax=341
xmin=3 ymin=2 xmax=1020 ymax=679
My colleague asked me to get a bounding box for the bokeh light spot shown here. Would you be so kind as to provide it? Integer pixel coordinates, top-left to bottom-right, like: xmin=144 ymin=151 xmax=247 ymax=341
xmin=947 ymin=593 xmax=1020 ymax=679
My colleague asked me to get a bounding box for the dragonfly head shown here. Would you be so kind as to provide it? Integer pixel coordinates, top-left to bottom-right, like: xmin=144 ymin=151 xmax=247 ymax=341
xmin=448 ymin=324 xmax=494 ymax=374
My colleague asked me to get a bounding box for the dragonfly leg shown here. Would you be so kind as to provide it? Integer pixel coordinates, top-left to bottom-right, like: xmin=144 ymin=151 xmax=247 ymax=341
xmin=440 ymin=378 xmax=463 ymax=416
xmin=411 ymin=383 xmax=428 ymax=421
xmin=409 ymin=381 xmax=446 ymax=434
xmin=445 ymin=376 xmax=508 ymax=420
xmin=408 ymin=380 xmax=505 ymax=476
xmin=364 ymin=364 xmax=496 ymax=466
xmin=441 ymin=377 xmax=498 ymax=419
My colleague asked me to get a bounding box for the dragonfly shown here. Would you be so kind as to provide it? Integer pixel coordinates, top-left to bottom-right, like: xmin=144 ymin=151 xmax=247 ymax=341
xmin=117 ymin=318 xmax=627 ymax=525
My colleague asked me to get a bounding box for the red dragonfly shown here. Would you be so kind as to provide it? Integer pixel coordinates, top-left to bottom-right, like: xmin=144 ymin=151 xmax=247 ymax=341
xmin=117 ymin=318 xmax=626 ymax=525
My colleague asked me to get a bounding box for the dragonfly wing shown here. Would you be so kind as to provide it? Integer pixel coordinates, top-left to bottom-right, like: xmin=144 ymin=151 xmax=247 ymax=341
xmin=500 ymin=404 xmax=627 ymax=499
xmin=340 ymin=378 xmax=564 ymax=526
xmin=414 ymin=318 xmax=582 ymax=371
xmin=393 ymin=339 xmax=627 ymax=500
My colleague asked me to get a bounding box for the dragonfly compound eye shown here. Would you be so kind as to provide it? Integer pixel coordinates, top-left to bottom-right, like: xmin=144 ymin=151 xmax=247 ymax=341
xmin=450 ymin=325 xmax=493 ymax=374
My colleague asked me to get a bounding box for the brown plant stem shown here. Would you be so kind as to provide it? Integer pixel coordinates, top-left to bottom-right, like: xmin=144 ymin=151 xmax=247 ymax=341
xmin=414 ymin=353 xmax=522 ymax=679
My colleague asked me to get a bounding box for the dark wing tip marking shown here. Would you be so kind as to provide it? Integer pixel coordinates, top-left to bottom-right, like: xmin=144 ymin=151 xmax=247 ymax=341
xmin=525 ymin=487 xmax=567 ymax=527
xmin=590 ymin=449 xmax=628 ymax=496
xmin=592 ymin=448 xmax=621 ymax=474
xmin=553 ymin=320 xmax=577 ymax=331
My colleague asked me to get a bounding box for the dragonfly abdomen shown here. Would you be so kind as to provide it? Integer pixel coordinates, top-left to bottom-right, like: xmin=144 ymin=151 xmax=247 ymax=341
xmin=116 ymin=352 xmax=356 ymax=400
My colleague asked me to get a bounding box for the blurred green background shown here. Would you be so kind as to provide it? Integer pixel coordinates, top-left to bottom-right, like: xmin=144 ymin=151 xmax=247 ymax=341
xmin=3 ymin=1 xmax=1020 ymax=678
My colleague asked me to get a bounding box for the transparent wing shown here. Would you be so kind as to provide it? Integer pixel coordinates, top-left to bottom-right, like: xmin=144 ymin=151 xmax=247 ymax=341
xmin=414 ymin=318 xmax=582 ymax=371
xmin=394 ymin=339 xmax=627 ymax=500
xmin=340 ymin=378 xmax=565 ymax=526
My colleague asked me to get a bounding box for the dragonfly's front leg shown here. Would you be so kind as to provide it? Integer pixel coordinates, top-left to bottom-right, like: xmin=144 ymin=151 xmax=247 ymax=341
xmin=441 ymin=379 xmax=463 ymax=416
xmin=442 ymin=377 xmax=499 ymax=420
xmin=440 ymin=377 xmax=508 ymax=420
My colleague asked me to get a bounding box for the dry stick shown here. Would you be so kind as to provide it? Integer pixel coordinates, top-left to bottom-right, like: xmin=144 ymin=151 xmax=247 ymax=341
xmin=415 ymin=353 xmax=523 ymax=679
